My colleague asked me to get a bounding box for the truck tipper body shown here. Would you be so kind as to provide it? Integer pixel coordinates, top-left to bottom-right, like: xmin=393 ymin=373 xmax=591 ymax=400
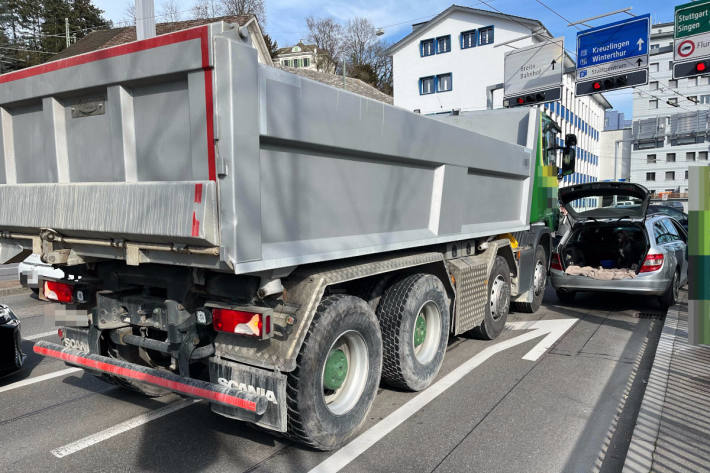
xmin=0 ymin=22 xmax=576 ymax=450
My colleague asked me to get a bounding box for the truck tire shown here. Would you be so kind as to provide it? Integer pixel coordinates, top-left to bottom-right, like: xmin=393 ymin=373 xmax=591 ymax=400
xmin=512 ymin=245 xmax=547 ymax=313
xmin=376 ymin=274 xmax=450 ymax=392
xmin=286 ymin=294 xmax=382 ymax=451
xmin=472 ymin=256 xmax=511 ymax=340
xmin=659 ymin=269 xmax=679 ymax=310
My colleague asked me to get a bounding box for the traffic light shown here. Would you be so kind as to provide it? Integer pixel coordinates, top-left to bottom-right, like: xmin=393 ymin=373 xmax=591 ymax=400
xmin=673 ymin=60 xmax=709 ymax=79
xmin=576 ymin=70 xmax=647 ymax=97
xmin=504 ymin=87 xmax=561 ymax=108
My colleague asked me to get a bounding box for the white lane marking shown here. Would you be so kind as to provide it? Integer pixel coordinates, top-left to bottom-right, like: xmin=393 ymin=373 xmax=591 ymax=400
xmin=308 ymin=318 xmax=578 ymax=473
xmin=52 ymin=399 xmax=200 ymax=458
xmin=24 ymin=330 xmax=58 ymax=341
xmin=0 ymin=367 xmax=82 ymax=394
xmin=506 ymin=318 xmax=579 ymax=361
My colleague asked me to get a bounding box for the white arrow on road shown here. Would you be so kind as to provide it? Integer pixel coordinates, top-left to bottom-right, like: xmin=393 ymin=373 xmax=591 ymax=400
xmin=637 ymin=38 xmax=645 ymax=51
xmin=506 ymin=318 xmax=578 ymax=361
xmin=308 ymin=318 xmax=579 ymax=473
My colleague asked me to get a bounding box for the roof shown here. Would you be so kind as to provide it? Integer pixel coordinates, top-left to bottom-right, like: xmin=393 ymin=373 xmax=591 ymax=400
xmin=386 ymin=5 xmax=551 ymax=55
xmin=52 ymin=15 xmax=253 ymax=61
xmin=276 ymin=42 xmax=317 ymax=56
xmin=277 ymin=66 xmax=393 ymax=105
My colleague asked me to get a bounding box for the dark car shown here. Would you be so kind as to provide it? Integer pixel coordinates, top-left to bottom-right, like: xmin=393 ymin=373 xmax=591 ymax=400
xmin=0 ymin=304 xmax=25 ymax=376
xmin=647 ymin=205 xmax=688 ymax=231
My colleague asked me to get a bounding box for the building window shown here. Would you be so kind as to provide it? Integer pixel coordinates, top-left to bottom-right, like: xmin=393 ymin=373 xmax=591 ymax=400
xmin=303 ymin=57 xmax=310 ymax=67
xmin=419 ymin=76 xmax=435 ymax=95
xmin=666 ymin=171 xmax=675 ymax=180
xmin=646 ymin=172 xmax=656 ymax=181
xmin=650 ymin=81 xmax=659 ymax=90
xmin=650 ymin=62 xmax=659 ymax=72
xmin=420 ymin=39 xmax=435 ymax=57
xmin=667 ymin=153 xmax=676 ymax=162
xmin=293 ymin=58 xmax=301 ymax=67
xmin=283 ymin=59 xmax=290 ymax=66
xmin=479 ymin=26 xmax=494 ymax=45
xmin=649 ymin=99 xmax=658 ymax=109
xmin=669 ymin=79 xmax=678 ymax=88
xmin=687 ymin=151 xmax=696 ymax=161
xmin=650 ymin=43 xmax=660 ymax=51
xmin=686 ymin=170 xmax=689 ymax=179
xmin=701 ymin=95 xmax=710 ymax=104
xmin=689 ymin=77 xmax=698 ymax=86
xmin=436 ymin=35 xmax=451 ymax=53
xmin=437 ymin=73 xmax=452 ymax=92
xmin=461 ymin=30 xmax=477 ymax=49
xmin=647 ymin=154 xmax=657 ymax=164
xmin=700 ymin=151 xmax=708 ymax=160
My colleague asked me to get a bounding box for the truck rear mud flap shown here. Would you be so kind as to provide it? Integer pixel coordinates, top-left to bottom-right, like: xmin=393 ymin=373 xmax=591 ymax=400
xmin=33 ymin=341 xmax=268 ymax=415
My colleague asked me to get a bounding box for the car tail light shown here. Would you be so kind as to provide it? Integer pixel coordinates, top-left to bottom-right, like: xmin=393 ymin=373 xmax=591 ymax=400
xmin=640 ymin=253 xmax=664 ymax=273
xmin=44 ymin=281 xmax=73 ymax=303
xmin=550 ymin=252 xmax=563 ymax=271
xmin=212 ymin=309 xmax=272 ymax=338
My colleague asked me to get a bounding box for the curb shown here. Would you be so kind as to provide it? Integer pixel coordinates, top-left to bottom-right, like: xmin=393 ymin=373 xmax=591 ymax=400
xmin=0 ymin=285 xmax=30 ymax=297
xmin=621 ymin=306 xmax=679 ymax=473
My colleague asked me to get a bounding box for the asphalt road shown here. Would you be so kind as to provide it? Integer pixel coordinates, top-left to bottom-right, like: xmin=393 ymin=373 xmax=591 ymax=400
xmin=0 ymin=286 xmax=666 ymax=473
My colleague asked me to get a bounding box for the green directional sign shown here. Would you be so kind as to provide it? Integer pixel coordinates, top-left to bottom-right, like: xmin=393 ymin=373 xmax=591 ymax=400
xmin=676 ymin=0 xmax=710 ymax=39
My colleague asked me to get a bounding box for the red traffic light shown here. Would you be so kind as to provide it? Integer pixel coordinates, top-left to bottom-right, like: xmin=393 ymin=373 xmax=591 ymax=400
xmin=593 ymin=82 xmax=602 ymax=90
xmin=517 ymin=97 xmax=524 ymax=104
xmin=697 ymin=62 xmax=707 ymax=72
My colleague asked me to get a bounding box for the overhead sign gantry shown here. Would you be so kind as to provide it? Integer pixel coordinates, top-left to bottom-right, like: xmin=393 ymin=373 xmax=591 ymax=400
xmin=503 ymin=37 xmax=564 ymax=108
xmin=575 ymin=14 xmax=650 ymax=96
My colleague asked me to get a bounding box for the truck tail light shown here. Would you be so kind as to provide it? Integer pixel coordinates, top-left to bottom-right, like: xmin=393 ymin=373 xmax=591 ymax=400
xmin=44 ymin=281 xmax=73 ymax=303
xmin=640 ymin=253 xmax=664 ymax=273
xmin=212 ymin=309 xmax=271 ymax=338
xmin=550 ymin=252 xmax=563 ymax=271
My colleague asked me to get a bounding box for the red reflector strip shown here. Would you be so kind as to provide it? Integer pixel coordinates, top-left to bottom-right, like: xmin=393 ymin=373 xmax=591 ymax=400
xmin=191 ymin=212 xmax=200 ymax=237
xmin=33 ymin=345 xmax=257 ymax=412
xmin=194 ymin=183 xmax=203 ymax=203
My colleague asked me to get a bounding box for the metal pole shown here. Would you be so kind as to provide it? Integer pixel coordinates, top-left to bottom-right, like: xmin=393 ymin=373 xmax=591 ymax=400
xmin=342 ymin=57 xmax=346 ymax=88
xmin=136 ymin=0 xmax=156 ymax=40
xmin=65 ymin=18 xmax=70 ymax=48
xmin=614 ymin=140 xmax=619 ymax=181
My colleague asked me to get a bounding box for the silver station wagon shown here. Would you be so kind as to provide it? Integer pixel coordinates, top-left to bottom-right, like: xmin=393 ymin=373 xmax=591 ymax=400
xmin=550 ymin=182 xmax=688 ymax=309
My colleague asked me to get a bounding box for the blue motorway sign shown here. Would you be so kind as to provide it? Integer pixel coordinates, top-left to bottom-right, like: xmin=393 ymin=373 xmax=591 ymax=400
xmin=576 ymin=14 xmax=650 ymax=69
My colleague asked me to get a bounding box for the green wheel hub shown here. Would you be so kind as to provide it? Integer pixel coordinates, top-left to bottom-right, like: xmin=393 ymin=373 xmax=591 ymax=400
xmin=414 ymin=313 xmax=427 ymax=347
xmin=323 ymin=349 xmax=348 ymax=390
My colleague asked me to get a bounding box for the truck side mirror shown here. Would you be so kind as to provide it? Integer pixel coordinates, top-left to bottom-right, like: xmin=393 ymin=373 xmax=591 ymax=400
xmin=560 ymin=134 xmax=577 ymax=177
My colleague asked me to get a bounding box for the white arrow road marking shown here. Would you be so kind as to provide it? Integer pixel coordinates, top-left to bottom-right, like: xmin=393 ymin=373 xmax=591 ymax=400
xmin=0 ymin=367 xmax=82 ymax=394
xmin=52 ymin=399 xmax=200 ymax=458
xmin=506 ymin=319 xmax=579 ymax=361
xmin=308 ymin=318 xmax=579 ymax=473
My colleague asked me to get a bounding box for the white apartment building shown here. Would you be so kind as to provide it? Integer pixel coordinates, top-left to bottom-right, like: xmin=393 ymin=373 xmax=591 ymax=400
xmin=631 ymin=22 xmax=710 ymax=197
xmin=387 ymin=5 xmax=610 ymax=187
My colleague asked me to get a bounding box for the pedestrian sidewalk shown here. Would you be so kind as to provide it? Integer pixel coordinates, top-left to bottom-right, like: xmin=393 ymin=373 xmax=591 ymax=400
xmin=0 ymin=279 xmax=25 ymax=297
xmin=623 ymin=298 xmax=710 ymax=473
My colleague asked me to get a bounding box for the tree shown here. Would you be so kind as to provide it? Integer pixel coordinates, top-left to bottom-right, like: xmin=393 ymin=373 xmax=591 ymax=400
xmin=123 ymin=0 xmax=135 ymax=25
xmin=262 ymin=32 xmax=278 ymax=59
xmin=160 ymin=0 xmax=181 ymax=23
xmin=192 ymin=0 xmax=222 ymax=19
xmin=343 ymin=17 xmax=377 ymax=68
xmin=219 ymin=0 xmax=264 ymax=25
xmin=306 ymin=16 xmax=342 ymax=73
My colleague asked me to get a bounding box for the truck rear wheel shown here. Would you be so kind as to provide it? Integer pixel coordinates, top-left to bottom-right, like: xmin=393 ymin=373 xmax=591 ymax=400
xmin=512 ymin=245 xmax=547 ymax=313
xmin=472 ymin=256 xmax=511 ymax=340
xmin=376 ymin=274 xmax=450 ymax=391
xmin=286 ymin=294 xmax=382 ymax=451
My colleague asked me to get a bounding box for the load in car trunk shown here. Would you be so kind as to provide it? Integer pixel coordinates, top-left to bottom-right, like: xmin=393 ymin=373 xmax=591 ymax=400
xmin=559 ymin=222 xmax=649 ymax=279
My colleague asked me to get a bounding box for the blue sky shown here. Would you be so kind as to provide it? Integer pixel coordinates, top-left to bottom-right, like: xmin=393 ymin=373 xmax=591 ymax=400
xmin=93 ymin=0 xmax=682 ymax=117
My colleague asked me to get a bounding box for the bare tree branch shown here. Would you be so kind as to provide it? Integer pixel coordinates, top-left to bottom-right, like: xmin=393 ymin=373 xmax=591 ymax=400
xmin=306 ymin=16 xmax=342 ymax=73
xmin=219 ymin=0 xmax=265 ymax=25
xmin=160 ymin=0 xmax=181 ymax=23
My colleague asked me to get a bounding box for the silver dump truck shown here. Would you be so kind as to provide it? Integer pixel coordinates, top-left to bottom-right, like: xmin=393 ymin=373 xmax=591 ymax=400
xmin=0 ymin=22 xmax=576 ymax=449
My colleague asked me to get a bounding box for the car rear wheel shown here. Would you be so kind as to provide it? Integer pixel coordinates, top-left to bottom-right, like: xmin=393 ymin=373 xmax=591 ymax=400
xmin=659 ymin=269 xmax=679 ymax=310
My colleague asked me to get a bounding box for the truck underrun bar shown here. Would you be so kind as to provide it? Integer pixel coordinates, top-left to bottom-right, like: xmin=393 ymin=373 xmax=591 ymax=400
xmin=33 ymin=341 xmax=267 ymax=415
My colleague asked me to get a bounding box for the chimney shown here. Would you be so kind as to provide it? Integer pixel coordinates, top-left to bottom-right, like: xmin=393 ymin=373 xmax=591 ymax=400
xmin=136 ymin=0 xmax=156 ymax=40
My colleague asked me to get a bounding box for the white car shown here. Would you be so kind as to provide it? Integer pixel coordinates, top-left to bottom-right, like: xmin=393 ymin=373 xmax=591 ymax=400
xmin=18 ymin=254 xmax=64 ymax=293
